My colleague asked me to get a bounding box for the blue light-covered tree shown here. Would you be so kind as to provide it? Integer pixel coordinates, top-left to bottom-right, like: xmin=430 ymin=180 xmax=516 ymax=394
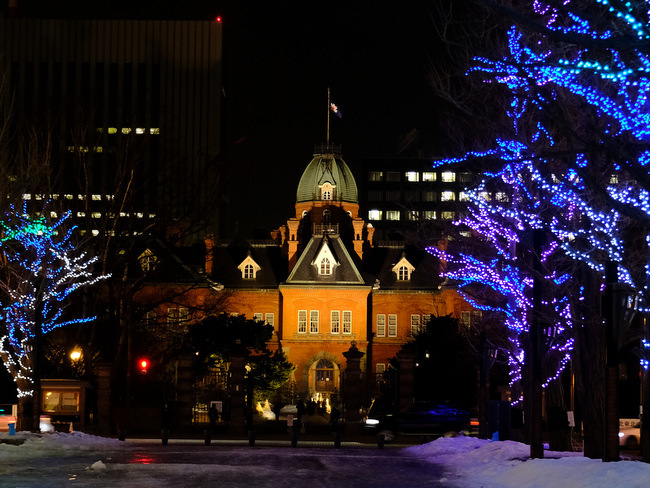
xmin=0 ymin=203 xmax=107 ymax=429
xmin=429 ymin=0 xmax=650 ymax=455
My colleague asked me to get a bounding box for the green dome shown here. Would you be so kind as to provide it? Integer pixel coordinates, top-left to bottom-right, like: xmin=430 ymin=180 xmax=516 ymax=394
xmin=296 ymin=147 xmax=358 ymax=204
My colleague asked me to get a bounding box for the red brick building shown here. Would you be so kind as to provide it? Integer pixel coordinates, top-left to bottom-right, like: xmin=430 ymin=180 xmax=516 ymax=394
xmin=200 ymin=144 xmax=475 ymax=402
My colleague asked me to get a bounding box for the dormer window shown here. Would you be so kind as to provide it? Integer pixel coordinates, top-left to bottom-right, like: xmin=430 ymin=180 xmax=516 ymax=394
xmin=320 ymin=182 xmax=335 ymax=201
xmin=312 ymin=238 xmax=339 ymax=276
xmin=392 ymin=252 xmax=415 ymax=281
xmin=237 ymin=252 xmax=261 ymax=280
xmin=320 ymin=257 xmax=332 ymax=275
xmin=138 ymin=248 xmax=158 ymax=273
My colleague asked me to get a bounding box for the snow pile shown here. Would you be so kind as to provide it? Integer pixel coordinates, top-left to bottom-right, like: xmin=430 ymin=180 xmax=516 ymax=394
xmin=406 ymin=435 xmax=650 ymax=488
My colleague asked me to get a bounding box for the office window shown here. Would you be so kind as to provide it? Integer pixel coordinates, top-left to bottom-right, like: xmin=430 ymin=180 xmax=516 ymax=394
xmin=459 ymin=172 xmax=473 ymax=183
xmin=411 ymin=314 xmax=420 ymax=336
xmin=441 ymin=191 xmax=456 ymax=201
xmin=376 ymin=314 xmax=386 ymax=337
xmin=386 ymin=190 xmax=401 ymax=202
xmin=405 ymin=171 xmax=419 ymax=182
xmin=369 ymin=171 xmax=383 ymax=182
xmin=310 ymin=310 xmax=319 ymax=333
xmin=388 ymin=314 xmax=397 ymax=337
xmin=424 ymin=210 xmax=436 ymax=220
xmin=298 ymin=310 xmax=307 ymax=333
xmin=386 ymin=210 xmax=400 ymax=221
xmin=342 ymin=311 xmax=352 ymax=334
xmin=423 ymin=191 xmax=436 ymax=202
xmin=406 ymin=210 xmax=419 ymax=221
xmin=422 ymin=172 xmax=436 ymax=181
xmin=368 ymin=209 xmax=383 ymax=220
xmin=459 ymin=191 xmax=470 ymax=201
xmin=368 ymin=190 xmax=383 ymax=201
xmin=441 ymin=211 xmax=455 ymax=219
xmin=441 ymin=171 xmax=456 ymax=182
xmin=386 ymin=171 xmax=400 ymax=182
xmin=331 ymin=310 xmax=340 ymax=334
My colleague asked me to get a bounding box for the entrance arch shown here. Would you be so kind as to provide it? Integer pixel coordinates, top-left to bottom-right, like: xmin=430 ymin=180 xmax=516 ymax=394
xmin=303 ymin=352 xmax=341 ymax=401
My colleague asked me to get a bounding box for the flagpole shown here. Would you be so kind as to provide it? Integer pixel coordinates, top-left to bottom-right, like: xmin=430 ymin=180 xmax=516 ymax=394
xmin=327 ymin=86 xmax=331 ymax=147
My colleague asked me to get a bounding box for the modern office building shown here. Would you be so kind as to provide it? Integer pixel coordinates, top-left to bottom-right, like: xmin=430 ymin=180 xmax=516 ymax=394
xmin=0 ymin=17 xmax=223 ymax=237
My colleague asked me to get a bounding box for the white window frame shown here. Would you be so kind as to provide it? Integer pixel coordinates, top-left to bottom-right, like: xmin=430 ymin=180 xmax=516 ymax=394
xmin=298 ymin=310 xmax=307 ymax=333
xmin=342 ymin=310 xmax=352 ymax=334
xmin=331 ymin=310 xmax=340 ymax=334
xmin=388 ymin=314 xmax=398 ymax=337
xmin=411 ymin=314 xmax=420 ymax=336
xmin=265 ymin=313 xmax=275 ymax=328
xmin=244 ymin=263 xmax=254 ymax=279
xmin=320 ymin=257 xmax=332 ymax=275
xmin=310 ymin=310 xmax=319 ymax=333
xmin=376 ymin=314 xmax=386 ymax=337
xmin=253 ymin=313 xmax=263 ymax=322
xmin=398 ymin=266 xmax=409 ymax=281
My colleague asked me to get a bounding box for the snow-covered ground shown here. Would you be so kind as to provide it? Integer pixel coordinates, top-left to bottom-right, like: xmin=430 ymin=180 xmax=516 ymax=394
xmin=1 ymin=431 xmax=650 ymax=487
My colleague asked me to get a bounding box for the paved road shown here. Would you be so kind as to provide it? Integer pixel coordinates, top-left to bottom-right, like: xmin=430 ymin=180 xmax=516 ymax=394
xmin=2 ymin=440 xmax=453 ymax=488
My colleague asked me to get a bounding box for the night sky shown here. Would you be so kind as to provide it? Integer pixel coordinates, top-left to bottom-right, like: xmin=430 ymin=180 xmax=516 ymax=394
xmin=2 ymin=0 xmax=453 ymax=238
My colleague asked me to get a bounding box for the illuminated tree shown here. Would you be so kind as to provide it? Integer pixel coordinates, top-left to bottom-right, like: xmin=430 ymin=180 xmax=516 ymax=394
xmin=0 ymin=203 xmax=107 ymax=430
xmin=429 ymin=0 xmax=650 ymax=456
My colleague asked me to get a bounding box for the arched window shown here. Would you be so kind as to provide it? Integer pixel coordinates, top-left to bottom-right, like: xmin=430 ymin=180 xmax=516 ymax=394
xmin=323 ymin=210 xmax=331 ymax=225
xmin=244 ymin=263 xmax=254 ymax=279
xmin=398 ymin=265 xmax=409 ymax=281
xmin=320 ymin=257 xmax=331 ymax=275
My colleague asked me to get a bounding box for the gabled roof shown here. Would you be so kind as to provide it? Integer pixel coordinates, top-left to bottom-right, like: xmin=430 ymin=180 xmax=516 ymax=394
xmin=209 ymin=241 xmax=284 ymax=288
xmin=363 ymin=243 xmax=442 ymax=290
xmin=286 ymin=234 xmax=365 ymax=285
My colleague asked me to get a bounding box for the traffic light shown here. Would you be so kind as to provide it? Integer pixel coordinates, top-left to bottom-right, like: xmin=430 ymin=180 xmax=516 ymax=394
xmin=138 ymin=358 xmax=150 ymax=374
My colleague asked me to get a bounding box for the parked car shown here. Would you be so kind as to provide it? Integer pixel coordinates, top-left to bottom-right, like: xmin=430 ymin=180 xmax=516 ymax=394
xmin=619 ymin=419 xmax=640 ymax=450
xmin=362 ymin=403 xmax=471 ymax=440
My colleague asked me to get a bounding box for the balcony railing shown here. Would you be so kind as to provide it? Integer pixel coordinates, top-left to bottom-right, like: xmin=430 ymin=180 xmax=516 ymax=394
xmin=313 ymin=223 xmax=339 ymax=235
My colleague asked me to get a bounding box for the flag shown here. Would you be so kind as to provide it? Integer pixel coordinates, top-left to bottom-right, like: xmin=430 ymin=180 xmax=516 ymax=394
xmin=330 ymin=102 xmax=342 ymax=118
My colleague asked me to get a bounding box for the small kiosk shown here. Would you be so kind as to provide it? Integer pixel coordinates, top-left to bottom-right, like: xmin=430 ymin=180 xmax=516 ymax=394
xmin=41 ymin=379 xmax=91 ymax=431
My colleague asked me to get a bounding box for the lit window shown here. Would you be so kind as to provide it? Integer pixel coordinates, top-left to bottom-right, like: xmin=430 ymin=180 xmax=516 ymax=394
xmin=22 ymin=193 xmax=31 ymax=200
xmin=407 ymin=211 xmax=419 ymax=221
xmin=92 ymin=230 xmax=99 ymax=236
xmin=479 ymin=191 xmax=490 ymax=201
xmin=244 ymin=264 xmax=254 ymax=279
xmin=64 ymin=194 xmax=73 ymax=200
xmin=50 ymin=212 xmax=58 ymax=218
xmin=150 ymin=128 xmax=160 ymax=135
xmin=386 ymin=210 xmax=400 ymax=221
xmin=441 ymin=191 xmax=455 ymax=201
xmin=108 ymin=127 xmax=118 ymax=134
xmin=369 ymin=171 xmax=383 ymax=182
xmin=136 ymin=128 xmax=145 ymax=134
xmin=441 ymin=211 xmax=455 ymax=219
xmin=405 ymin=171 xmax=419 ymax=182
xmin=92 ymin=212 xmax=101 ymax=218
xmin=459 ymin=191 xmax=470 ymax=201
xmin=92 ymin=194 xmax=102 ymax=201
xmin=253 ymin=313 xmax=263 ymax=322
xmin=397 ymin=266 xmax=409 ymax=281
xmin=411 ymin=315 xmax=420 ymax=336
xmin=496 ymin=192 xmax=509 ymax=202
xmin=376 ymin=314 xmax=386 ymax=337
xmin=122 ymin=128 xmax=131 ymax=134
xmin=424 ymin=210 xmax=436 ymax=220
xmin=368 ymin=209 xmax=383 ymax=220
xmin=77 ymin=212 xmax=86 ymax=218
xmin=320 ymin=257 xmax=332 ymax=275
xmin=376 ymin=363 xmax=386 ymax=384
xmin=388 ymin=314 xmax=397 ymax=337
xmin=441 ymin=171 xmax=456 ymax=182
xmin=331 ymin=311 xmax=340 ymax=334
xmin=609 ymin=174 xmax=618 ymax=184
xmin=422 ymin=172 xmax=436 ymax=182
xmin=265 ymin=313 xmax=275 ymax=328
xmin=310 ymin=310 xmax=319 ymax=333
xmin=139 ymin=249 xmax=158 ymax=272
xmin=342 ymin=310 xmax=352 ymax=334
xmin=298 ymin=310 xmax=307 ymax=333
xmin=167 ymin=307 xmax=188 ymax=325
xmin=424 ymin=191 xmax=436 ymax=202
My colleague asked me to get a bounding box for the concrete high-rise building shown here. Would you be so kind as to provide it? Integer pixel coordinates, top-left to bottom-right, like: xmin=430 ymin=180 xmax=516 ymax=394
xmin=0 ymin=17 xmax=223 ymax=237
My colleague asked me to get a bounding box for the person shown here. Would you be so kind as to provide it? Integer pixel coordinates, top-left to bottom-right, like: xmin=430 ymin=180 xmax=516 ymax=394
xmin=295 ymin=399 xmax=306 ymax=433
xmin=329 ymin=405 xmax=341 ymax=434
xmin=208 ymin=404 xmax=219 ymax=432
xmin=161 ymin=402 xmax=172 ymax=445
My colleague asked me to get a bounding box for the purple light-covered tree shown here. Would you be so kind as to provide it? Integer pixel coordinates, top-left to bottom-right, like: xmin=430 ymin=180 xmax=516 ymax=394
xmin=0 ymin=203 xmax=107 ymax=430
xmin=430 ymin=0 xmax=650 ymax=456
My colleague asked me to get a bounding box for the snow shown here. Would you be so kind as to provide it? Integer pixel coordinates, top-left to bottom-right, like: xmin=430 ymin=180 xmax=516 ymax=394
xmin=1 ymin=430 xmax=650 ymax=487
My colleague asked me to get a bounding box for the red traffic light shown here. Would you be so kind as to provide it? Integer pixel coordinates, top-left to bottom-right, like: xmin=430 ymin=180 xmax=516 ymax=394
xmin=138 ymin=358 xmax=150 ymax=374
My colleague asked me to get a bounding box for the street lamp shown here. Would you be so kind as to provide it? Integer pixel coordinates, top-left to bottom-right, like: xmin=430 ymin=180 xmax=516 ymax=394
xmin=70 ymin=348 xmax=82 ymax=362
